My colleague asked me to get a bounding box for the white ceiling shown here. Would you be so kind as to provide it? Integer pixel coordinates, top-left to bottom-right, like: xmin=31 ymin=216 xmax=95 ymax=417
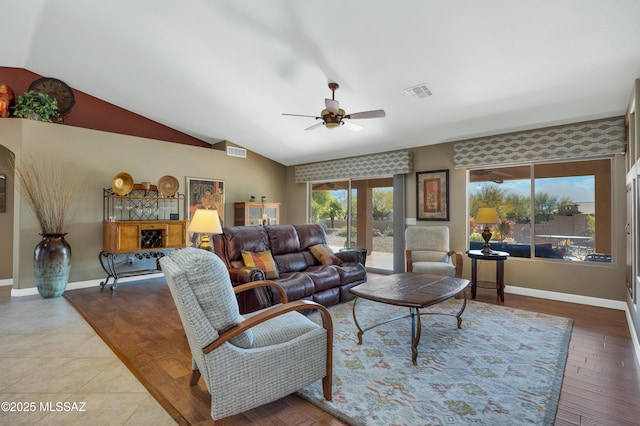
xmin=4 ymin=0 xmax=640 ymax=166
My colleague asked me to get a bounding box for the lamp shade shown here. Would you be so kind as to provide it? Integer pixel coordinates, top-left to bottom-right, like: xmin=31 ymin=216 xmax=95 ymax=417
xmin=189 ymin=209 xmax=222 ymax=234
xmin=475 ymin=207 xmax=500 ymax=224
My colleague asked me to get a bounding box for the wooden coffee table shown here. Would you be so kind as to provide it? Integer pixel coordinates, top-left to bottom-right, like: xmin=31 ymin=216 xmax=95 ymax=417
xmin=349 ymin=273 xmax=469 ymax=365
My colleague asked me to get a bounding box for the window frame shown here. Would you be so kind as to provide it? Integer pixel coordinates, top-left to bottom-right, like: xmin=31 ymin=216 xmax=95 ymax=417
xmin=467 ymin=157 xmax=613 ymax=264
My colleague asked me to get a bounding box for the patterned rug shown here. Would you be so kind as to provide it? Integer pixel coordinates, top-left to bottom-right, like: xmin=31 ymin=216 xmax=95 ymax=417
xmin=299 ymin=298 xmax=573 ymax=425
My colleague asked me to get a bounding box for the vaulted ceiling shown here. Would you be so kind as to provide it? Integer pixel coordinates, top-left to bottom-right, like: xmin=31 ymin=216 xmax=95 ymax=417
xmin=4 ymin=1 xmax=640 ymax=166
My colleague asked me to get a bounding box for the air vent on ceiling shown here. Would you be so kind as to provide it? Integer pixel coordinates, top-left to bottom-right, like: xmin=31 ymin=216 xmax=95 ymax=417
xmin=404 ymin=83 xmax=432 ymax=99
xmin=227 ymin=146 xmax=247 ymax=158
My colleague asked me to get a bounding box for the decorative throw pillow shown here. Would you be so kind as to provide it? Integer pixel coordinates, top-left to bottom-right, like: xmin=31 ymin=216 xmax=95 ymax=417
xmin=241 ymin=250 xmax=280 ymax=279
xmin=310 ymin=244 xmax=342 ymax=266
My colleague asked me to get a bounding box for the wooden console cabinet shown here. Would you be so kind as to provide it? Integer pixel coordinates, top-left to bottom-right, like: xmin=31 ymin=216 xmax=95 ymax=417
xmin=100 ymin=184 xmax=187 ymax=290
xmin=234 ymin=202 xmax=280 ymax=226
xmin=102 ymin=220 xmax=187 ymax=252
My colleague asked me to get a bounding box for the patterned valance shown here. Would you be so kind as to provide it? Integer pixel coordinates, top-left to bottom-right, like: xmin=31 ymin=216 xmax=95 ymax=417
xmin=453 ymin=117 xmax=626 ymax=169
xmin=295 ymin=150 xmax=413 ymax=183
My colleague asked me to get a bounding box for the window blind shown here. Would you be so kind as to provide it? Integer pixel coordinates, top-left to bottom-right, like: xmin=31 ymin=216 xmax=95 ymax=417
xmin=294 ymin=150 xmax=413 ymax=183
xmin=453 ymin=117 xmax=626 ymax=169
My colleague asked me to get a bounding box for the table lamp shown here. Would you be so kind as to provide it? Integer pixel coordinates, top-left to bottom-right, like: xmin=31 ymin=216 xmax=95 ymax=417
xmin=475 ymin=207 xmax=500 ymax=254
xmin=189 ymin=209 xmax=222 ymax=251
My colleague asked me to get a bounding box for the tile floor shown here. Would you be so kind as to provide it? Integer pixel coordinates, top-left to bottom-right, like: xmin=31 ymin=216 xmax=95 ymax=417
xmin=0 ymin=286 xmax=175 ymax=425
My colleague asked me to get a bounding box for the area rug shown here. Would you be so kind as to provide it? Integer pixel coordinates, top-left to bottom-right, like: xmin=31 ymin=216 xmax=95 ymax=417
xmin=298 ymin=298 xmax=573 ymax=425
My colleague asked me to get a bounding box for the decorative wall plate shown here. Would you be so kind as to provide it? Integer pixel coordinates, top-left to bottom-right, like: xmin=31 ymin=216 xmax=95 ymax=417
xmin=29 ymin=77 xmax=76 ymax=115
xmin=112 ymin=172 xmax=134 ymax=195
xmin=157 ymin=175 xmax=179 ymax=197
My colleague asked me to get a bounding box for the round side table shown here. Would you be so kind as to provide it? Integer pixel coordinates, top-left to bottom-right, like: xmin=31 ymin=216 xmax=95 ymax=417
xmin=466 ymin=249 xmax=509 ymax=302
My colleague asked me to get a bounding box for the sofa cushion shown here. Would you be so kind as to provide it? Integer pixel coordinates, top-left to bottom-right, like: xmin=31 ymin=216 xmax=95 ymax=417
xmin=302 ymin=250 xmax=320 ymax=267
xmin=265 ymin=225 xmax=301 ymax=255
xmin=332 ymin=262 xmax=367 ymax=286
xmin=304 ymin=265 xmax=342 ymax=292
xmin=312 ymin=287 xmax=340 ymax=307
xmin=241 ymin=250 xmax=279 ymax=279
xmin=271 ymin=272 xmax=315 ymax=304
xmin=273 ymin=252 xmax=308 ymax=273
xmin=223 ymin=226 xmax=269 ymax=262
xmin=310 ymin=244 xmax=342 ymax=266
xmin=294 ymin=224 xmax=327 ymax=250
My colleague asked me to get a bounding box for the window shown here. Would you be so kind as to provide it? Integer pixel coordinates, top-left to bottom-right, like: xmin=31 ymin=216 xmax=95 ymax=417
xmin=310 ymin=177 xmax=395 ymax=272
xmin=468 ymin=159 xmax=612 ymax=263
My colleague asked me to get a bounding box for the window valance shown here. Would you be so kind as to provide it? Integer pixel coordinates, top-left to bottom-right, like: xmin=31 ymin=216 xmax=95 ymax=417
xmin=453 ymin=117 xmax=626 ymax=169
xmin=294 ymin=150 xmax=413 ymax=183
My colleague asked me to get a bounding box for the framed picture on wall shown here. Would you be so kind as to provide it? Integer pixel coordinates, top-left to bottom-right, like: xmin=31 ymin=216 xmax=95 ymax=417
xmin=185 ymin=177 xmax=225 ymax=225
xmin=416 ymin=169 xmax=449 ymax=221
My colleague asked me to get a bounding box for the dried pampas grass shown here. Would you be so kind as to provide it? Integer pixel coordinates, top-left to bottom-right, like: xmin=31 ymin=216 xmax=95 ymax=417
xmin=10 ymin=156 xmax=91 ymax=234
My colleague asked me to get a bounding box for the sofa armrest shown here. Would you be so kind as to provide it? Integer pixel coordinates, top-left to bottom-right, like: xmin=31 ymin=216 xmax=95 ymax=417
xmin=335 ymin=249 xmax=364 ymax=264
xmin=228 ymin=266 xmax=265 ymax=284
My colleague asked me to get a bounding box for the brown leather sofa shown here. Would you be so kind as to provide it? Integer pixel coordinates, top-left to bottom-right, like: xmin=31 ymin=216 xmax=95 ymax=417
xmin=212 ymin=224 xmax=367 ymax=313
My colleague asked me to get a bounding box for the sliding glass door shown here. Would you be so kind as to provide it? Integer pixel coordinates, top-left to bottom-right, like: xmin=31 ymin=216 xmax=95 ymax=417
xmin=310 ymin=177 xmax=394 ymax=272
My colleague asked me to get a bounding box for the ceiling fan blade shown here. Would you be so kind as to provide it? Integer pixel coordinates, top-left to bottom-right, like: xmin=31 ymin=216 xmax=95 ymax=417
xmin=345 ymin=109 xmax=386 ymax=119
xmin=343 ymin=121 xmax=364 ymax=132
xmin=304 ymin=122 xmax=325 ymax=131
xmin=325 ymin=98 xmax=339 ymax=115
xmin=283 ymin=113 xmax=321 ymax=119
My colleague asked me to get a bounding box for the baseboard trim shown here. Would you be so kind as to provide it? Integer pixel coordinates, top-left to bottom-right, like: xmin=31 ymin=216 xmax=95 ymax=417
xmin=505 ymin=285 xmax=627 ymax=310
xmin=10 ymin=273 xmax=165 ymax=297
xmin=625 ymin=306 xmax=640 ymax=367
xmin=0 ymin=279 xmax=13 ymax=287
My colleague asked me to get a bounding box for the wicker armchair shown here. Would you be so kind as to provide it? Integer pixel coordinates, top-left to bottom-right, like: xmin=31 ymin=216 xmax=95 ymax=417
xmin=159 ymin=247 xmax=333 ymax=421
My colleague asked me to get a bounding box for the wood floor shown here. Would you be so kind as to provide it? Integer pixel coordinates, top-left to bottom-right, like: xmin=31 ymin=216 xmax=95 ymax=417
xmin=63 ymin=275 xmax=640 ymax=425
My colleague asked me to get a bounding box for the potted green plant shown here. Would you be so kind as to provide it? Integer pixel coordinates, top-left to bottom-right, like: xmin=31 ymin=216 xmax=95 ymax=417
xmin=12 ymin=90 xmax=60 ymax=122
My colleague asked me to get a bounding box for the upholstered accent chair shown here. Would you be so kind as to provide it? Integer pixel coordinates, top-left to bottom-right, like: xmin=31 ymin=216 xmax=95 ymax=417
xmin=405 ymin=226 xmax=463 ymax=278
xmin=159 ymin=247 xmax=333 ymax=421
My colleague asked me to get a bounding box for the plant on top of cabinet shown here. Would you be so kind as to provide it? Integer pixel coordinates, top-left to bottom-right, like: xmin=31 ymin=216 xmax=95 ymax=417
xmin=13 ymin=90 xmax=61 ymax=123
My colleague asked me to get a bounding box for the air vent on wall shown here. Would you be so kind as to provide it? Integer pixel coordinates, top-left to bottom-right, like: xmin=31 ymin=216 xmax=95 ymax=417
xmin=227 ymin=146 xmax=247 ymax=158
xmin=403 ymin=83 xmax=432 ymax=99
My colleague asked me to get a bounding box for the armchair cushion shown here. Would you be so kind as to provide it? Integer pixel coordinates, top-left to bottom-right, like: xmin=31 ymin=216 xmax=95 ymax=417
xmin=409 ymin=250 xmax=450 ymax=263
xmin=309 ymin=244 xmax=342 ymax=266
xmin=245 ymin=309 xmax=321 ymax=347
xmin=242 ymin=250 xmax=280 ymax=279
xmin=405 ymin=226 xmax=451 ymax=253
xmin=170 ymin=248 xmax=254 ymax=348
xmin=410 ymin=261 xmax=456 ymax=276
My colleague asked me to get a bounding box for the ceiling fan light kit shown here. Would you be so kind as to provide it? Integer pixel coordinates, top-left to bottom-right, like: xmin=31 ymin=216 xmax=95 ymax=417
xmin=283 ymin=82 xmax=385 ymax=131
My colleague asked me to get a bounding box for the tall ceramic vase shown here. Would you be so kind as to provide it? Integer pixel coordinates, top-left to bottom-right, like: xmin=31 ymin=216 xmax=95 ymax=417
xmin=34 ymin=234 xmax=71 ymax=298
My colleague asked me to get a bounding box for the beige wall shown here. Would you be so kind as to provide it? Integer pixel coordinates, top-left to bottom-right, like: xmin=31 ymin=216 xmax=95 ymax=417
xmin=3 ymin=117 xmax=627 ymax=301
xmin=285 ymin=141 xmax=627 ymax=302
xmin=1 ymin=119 xmax=287 ymax=290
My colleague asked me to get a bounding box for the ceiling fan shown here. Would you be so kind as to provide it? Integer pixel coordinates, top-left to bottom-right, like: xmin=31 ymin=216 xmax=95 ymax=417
xmin=282 ymin=82 xmax=385 ymax=131
xmin=470 ymin=169 xmax=515 ymax=184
